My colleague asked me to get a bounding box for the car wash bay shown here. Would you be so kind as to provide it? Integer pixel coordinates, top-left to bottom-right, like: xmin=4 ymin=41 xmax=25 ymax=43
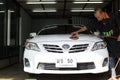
xmin=0 ymin=0 xmax=120 ymax=80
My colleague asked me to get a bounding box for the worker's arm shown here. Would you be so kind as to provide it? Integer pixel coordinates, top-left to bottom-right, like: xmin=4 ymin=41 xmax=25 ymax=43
xmin=71 ymin=26 xmax=88 ymax=38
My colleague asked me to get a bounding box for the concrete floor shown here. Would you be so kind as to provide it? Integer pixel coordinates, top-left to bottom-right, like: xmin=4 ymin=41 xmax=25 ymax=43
xmin=0 ymin=64 xmax=29 ymax=80
xmin=0 ymin=64 xmax=120 ymax=80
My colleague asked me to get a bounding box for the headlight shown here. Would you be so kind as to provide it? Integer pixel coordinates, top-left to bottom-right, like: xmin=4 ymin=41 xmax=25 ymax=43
xmin=25 ymin=42 xmax=40 ymax=52
xmin=91 ymin=41 xmax=107 ymax=51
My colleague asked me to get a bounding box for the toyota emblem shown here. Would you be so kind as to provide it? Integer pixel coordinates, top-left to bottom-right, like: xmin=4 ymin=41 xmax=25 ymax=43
xmin=62 ymin=44 xmax=70 ymax=49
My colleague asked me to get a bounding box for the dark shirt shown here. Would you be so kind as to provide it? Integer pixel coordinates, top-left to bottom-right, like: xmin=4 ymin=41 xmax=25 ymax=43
xmin=87 ymin=13 xmax=120 ymax=38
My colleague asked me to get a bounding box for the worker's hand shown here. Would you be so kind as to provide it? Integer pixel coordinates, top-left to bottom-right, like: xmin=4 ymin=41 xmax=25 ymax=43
xmin=117 ymin=35 xmax=120 ymax=41
xmin=96 ymin=35 xmax=104 ymax=38
xmin=108 ymin=77 xmax=113 ymax=80
xmin=108 ymin=77 xmax=118 ymax=80
xmin=70 ymin=31 xmax=78 ymax=38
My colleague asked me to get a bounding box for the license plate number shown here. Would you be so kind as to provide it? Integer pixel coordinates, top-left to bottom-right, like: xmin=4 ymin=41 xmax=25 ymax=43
xmin=56 ymin=58 xmax=77 ymax=68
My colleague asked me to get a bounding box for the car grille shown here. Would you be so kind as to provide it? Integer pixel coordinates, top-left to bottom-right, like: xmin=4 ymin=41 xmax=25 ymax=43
xmin=43 ymin=44 xmax=63 ymax=53
xmin=69 ymin=44 xmax=89 ymax=53
xmin=37 ymin=62 xmax=95 ymax=70
xmin=43 ymin=44 xmax=89 ymax=53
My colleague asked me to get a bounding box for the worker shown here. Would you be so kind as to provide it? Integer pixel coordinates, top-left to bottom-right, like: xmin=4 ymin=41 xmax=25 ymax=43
xmin=71 ymin=8 xmax=120 ymax=79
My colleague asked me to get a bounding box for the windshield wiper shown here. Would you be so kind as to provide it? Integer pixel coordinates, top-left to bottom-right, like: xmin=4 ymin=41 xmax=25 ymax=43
xmin=37 ymin=26 xmax=58 ymax=35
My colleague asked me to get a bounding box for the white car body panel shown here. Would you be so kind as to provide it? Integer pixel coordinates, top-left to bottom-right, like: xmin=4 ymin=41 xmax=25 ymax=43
xmin=23 ymin=34 xmax=109 ymax=74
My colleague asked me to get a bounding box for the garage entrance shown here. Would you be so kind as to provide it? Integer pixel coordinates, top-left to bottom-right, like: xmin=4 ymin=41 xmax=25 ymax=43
xmin=0 ymin=0 xmax=120 ymax=80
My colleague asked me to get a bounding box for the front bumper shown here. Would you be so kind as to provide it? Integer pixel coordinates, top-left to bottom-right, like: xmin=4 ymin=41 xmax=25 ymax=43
xmin=23 ymin=49 xmax=109 ymax=74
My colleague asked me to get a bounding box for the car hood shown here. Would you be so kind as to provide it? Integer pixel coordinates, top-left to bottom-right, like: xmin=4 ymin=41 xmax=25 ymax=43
xmin=28 ymin=34 xmax=102 ymax=43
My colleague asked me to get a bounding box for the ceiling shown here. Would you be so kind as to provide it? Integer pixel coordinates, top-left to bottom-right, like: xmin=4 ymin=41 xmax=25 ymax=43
xmin=16 ymin=0 xmax=112 ymax=18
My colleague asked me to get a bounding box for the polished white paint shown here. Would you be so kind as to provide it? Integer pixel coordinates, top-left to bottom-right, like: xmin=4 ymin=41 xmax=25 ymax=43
xmin=28 ymin=34 xmax=102 ymax=42
xmin=24 ymin=34 xmax=109 ymax=74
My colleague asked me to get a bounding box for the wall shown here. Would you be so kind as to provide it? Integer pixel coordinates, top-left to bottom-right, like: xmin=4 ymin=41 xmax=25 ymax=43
xmin=32 ymin=18 xmax=68 ymax=32
xmin=20 ymin=8 xmax=32 ymax=44
xmin=118 ymin=0 xmax=120 ymax=14
xmin=19 ymin=8 xmax=32 ymax=62
xmin=72 ymin=16 xmax=95 ymax=25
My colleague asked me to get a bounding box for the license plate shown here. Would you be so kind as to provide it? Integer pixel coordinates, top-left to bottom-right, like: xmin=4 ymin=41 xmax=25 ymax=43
xmin=56 ymin=58 xmax=77 ymax=68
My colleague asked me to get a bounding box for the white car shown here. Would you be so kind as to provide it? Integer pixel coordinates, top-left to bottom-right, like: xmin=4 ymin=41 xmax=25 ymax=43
xmin=23 ymin=24 xmax=109 ymax=74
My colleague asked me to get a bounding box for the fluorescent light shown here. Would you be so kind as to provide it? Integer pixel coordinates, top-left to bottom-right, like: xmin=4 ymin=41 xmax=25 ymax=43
xmin=26 ymin=2 xmax=56 ymax=4
xmin=0 ymin=3 xmax=4 ymax=5
xmin=73 ymin=1 xmax=103 ymax=4
xmin=0 ymin=11 xmax=5 ymax=13
xmin=32 ymin=10 xmax=57 ymax=12
xmin=71 ymin=10 xmax=94 ymax=12
xmin=119 ymin=10 xmax=120 ymax=11
xmin=0 ymin=10 xmax=15 ymax=13
xmin=72 ymin=8 xmax=94 ymax=10
xmin=10 ymin=11 xmax=15 ymax=12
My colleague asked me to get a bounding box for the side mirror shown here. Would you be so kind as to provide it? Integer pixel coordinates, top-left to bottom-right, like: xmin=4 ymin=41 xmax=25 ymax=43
xmin=30 ymin=32 xmax=37 ymax=38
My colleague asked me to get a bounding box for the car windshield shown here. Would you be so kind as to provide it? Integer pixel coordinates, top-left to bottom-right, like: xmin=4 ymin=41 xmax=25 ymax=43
xmin=38 ymin=24 xmax=91 ymax=35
